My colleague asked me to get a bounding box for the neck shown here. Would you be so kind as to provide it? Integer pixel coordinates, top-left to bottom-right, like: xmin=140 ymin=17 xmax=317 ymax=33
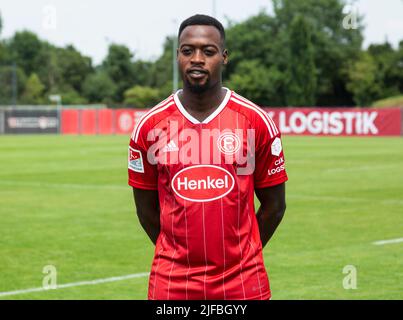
xmin=180 ymin=82 xmax=225 ymax=113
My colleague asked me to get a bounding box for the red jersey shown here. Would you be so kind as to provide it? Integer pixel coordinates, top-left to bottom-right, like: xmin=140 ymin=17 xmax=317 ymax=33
xmin=128 ymin=88 xmax=288 ymax=300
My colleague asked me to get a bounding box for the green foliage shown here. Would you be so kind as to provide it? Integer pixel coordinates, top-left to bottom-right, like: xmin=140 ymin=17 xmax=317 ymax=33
xmin=226 ymin=60 xmax=284 ymax=106
xmin=56 ymin=45 xmax=93 ymax=92
xmin=149 ymin=37 xmax=176 ymax=89
xmin=7 ymin=31 xmax=47 ymax=76
xmin=346 ymin=52 xmax=381 ymax=106
xmin=102 ymin=44 xmax=136 ymax=102
xmin=224 ymin=0 xmax=364 ymax=106
xmin=224 ymin=12 xmax=278 ymax=79
xmin=0 ymin=2 xmax=401 ymax=107
xmin=123 ymin=85 xmax=160 ymax=108
xmin=367 ymin=42 xmax=403 ymax=99
xmin=82 ymin=71 xmax=116 ymax=103
xmin=56 ymin=87 xmax=88 ymax=105
xmin=0 ymin=64 xmax=26 ymax=104
xmin=285 ymin=15 xmax=317 ymax=106
xmin=20 ymin=73 xmax=45 ymax=104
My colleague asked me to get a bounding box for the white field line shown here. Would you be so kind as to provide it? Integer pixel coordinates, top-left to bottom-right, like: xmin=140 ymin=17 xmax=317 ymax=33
xmin=0 ymin=272 xmax=150 ymax=298
xmin=372 ymin=238 xmax=403 ymax=246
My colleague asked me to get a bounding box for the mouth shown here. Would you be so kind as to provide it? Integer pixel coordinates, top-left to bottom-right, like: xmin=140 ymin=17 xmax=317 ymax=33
xmin=187 ymin=69 xmax=208 ymax=79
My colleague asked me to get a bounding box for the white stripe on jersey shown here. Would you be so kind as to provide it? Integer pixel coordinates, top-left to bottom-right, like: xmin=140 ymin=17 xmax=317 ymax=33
xmin=231 ymin=94 xmax=278 ymax=137
xmin=232 ymin=92 xmax=279 ymax=135
xmin=131 ymin=95 xmax=172 ymax=140
xmin=236 ymin=111 xmax=246 ymax=299
xmin=132 ymin=97 xmax=174 ymax=143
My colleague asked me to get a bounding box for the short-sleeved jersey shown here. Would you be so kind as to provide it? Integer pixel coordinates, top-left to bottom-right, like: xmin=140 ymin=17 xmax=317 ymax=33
xmin=128 ymin=88 xmax=288 ymax=300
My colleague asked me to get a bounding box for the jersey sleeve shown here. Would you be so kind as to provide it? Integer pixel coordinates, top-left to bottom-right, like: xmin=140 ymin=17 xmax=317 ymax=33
xmin=128 ymin=123 xmax=158 ymax=190
xmin=253 ymin=114 xmax=288 ymax=189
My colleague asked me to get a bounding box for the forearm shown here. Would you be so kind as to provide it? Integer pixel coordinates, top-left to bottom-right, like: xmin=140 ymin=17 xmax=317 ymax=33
xmin=256 ymin=206 xmax=285 ymax=248
xmin=137 ymin=210 xmax=160 ymax=245
xmin=132 ymin=188 xmax=160 ymax=245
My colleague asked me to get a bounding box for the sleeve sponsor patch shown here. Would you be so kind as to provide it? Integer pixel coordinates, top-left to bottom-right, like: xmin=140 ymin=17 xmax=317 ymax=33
xmin=128 ymin=147 xmax=144 ymax=173
xmin=271 ymin=137 xmax=282 ymax=156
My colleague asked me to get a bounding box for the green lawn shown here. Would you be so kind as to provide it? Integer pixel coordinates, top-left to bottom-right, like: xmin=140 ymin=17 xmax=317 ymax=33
xmin=0 ymin=135 xmax=402 ymax=299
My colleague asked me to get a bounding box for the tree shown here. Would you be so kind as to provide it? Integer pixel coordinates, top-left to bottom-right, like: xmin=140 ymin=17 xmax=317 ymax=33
xmin=21 ymin=73 xmax=45 ymax=104
xmin=224 ymin=12 xmax=279 ymax=81
xmin=102 ymin=44 xmax=136 ymax=102
xmin=396 ymin=41 xmax=403 ymax=93
xmin=0 ymin=11 xmax=3 ymax=37
xmin=368 ymin=42 xmax=402 ymax=98
xmin=82 ymin=71 xmax=116 ymax=103
xmin=346 ymin=52 xmax=381 ymax=106
xmin=123 ymin=85 xmax=160 ymax=108
xmin=56 ymin=45 xmax=93 ymax=93
xmin=285 ymin=15 xmax=317 ymax=106
xmin=7 ymin=31 xmax=47 ymax=76
xmin=0 ymin=65 xmax=27 ymax=104
xmin=273 ymin=0 xmax=363 ymax=106
xmin=55 ymin=87 xmax=88 ymax=105
xmin=226 ymin=60 xmax=284 ymax=106
xmin=149 ymin=36 xmax=179 ymax=92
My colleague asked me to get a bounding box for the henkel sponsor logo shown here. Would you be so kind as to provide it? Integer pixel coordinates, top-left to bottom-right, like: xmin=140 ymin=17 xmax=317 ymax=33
xmin=171 ymin=165 xmax=235 ymax=202
xmin=265 ymin=110 xmax=380 ymax=135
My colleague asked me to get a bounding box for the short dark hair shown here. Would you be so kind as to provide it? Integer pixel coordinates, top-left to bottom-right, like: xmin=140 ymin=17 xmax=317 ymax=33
xmin=178 ymin=14 xmax=225 ymax=45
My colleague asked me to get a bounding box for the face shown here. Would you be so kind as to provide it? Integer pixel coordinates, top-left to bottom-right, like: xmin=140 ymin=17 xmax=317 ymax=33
xmin=178 ymin=25 xmax=228 ymax=94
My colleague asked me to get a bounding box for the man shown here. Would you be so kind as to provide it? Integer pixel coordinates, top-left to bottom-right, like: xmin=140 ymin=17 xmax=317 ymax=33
xmin=128 ymin=14 xmax=287 ymax=300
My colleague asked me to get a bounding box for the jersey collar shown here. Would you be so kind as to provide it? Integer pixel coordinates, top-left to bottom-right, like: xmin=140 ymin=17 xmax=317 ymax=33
xmin=173 ymin=87 xmax=231 ymax=124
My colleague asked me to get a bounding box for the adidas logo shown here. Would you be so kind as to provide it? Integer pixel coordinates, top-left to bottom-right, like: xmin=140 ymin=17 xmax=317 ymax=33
xmin=162 ymin=140 xmax=179 ymax=152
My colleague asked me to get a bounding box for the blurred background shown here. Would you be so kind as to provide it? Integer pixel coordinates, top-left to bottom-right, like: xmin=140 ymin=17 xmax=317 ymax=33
xmin=0 ymin=0 xmax=402 ymax=300
xmin=0 ymin=0 xmax=403 ymax=109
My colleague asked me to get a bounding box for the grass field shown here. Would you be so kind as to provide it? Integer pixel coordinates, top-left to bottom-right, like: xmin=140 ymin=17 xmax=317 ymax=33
xmin=0 ymin=134 xmax=402 ymax=300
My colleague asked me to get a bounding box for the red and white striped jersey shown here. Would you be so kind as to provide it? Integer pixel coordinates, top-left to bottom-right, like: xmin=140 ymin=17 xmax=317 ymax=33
xmin=128 ymin=88 xmax=288 ymax=300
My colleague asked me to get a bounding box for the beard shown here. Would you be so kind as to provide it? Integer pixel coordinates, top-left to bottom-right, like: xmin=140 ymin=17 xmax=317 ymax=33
xmin=183 ymin=75 xmax=211 ymax=94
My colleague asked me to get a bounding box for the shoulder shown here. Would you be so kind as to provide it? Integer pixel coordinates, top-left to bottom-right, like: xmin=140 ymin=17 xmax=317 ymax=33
xmin=130 ymin=95 xmax=175 ymax=142
xmin=228 ymin=91 xmax=279 ymax=138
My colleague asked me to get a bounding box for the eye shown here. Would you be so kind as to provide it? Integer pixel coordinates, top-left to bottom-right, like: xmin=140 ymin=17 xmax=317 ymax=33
xmin=181 ymin=48 xmax=192 ymax=56
xmin=204 ymin=49 xmax=216 ymax=56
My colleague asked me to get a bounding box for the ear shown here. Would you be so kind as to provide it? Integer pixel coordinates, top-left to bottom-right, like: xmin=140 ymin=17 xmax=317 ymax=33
xmin=222 ymin=49 xmax=228 ymax=65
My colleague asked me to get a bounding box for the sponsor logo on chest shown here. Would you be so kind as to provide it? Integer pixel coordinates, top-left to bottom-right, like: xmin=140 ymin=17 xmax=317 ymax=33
xmin=171 ymin=165 xmax=235 ymax=202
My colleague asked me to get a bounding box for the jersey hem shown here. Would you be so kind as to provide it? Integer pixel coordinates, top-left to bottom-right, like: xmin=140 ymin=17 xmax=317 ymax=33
xmin=128 ymin=179 xmax=158 ymax=190
xmin=255 ymin=175 xmax=288 ymax=189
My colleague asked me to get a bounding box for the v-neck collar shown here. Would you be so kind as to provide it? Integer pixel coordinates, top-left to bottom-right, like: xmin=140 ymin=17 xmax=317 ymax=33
xmin=174 ymin=87 xmax=231 ymax=124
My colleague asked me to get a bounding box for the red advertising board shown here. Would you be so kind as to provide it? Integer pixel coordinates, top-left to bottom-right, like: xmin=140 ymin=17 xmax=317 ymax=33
xmin=263 ymin=108 xmax=402 ymax=136
xmin=61 ymin=108 xmax=149 ymax=135
xmin=114 ymin=109 xmax=148 ymax=135
xmin=61 ymin=107 xmax=402 ymax=136
xmin=97 ymin=109 xmax=113 ymax=134
xmin=61 ymin=109 xmax=79 ymax=134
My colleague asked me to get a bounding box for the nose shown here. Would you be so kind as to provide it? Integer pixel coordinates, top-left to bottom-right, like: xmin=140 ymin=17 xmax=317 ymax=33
xmin=190 ymin=49 xmax=205 ymax=65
